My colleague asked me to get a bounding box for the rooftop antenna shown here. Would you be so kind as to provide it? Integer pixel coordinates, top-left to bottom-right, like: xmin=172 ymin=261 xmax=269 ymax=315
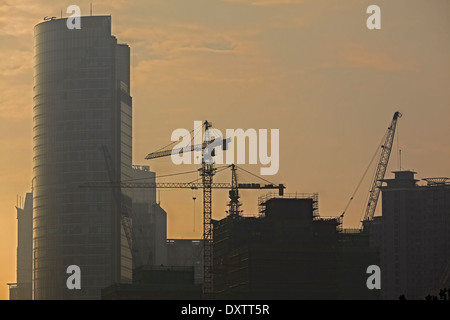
xmin=90 ymin=2 xmax=93 ymax=16
xmin=192 ymin=196 xmax=197 ymax=232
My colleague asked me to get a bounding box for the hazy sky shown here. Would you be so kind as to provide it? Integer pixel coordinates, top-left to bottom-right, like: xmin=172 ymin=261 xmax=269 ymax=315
xmin=0 ymin=0 xmax=449 ymax=299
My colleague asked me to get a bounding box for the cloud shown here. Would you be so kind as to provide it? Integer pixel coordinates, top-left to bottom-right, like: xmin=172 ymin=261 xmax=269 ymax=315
xmin=0 ymin=0 xmax=51 ymax=36
xmin=127 ymin=21 xmax=275 ymax=89
xmin=114 ymin=16 xmax=270 ymax=87
xmin=118 ymin=23 xmax=236 ymax=65
xmin=0 ymin=46 xmax=32 ymax=121
xmin=0 ymin=87 xmax=31 ymax=121
xmin=341 ymin=43 xmax=410 ymax=71
xmin=410 ymin=142 xmax=450 ymax=157
xmin=0 ymin=49 xmax=31 ymax=76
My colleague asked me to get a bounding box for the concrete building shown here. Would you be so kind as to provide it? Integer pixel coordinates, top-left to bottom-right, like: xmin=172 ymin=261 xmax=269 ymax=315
xmin=132 ymin=165 xmax=167 ymax=268
xmin=212 ymin=193 xmax=379 ymax=299
xmin=167 ymin=239 xmax=203 ymax=285
xmin=8 ymin=193 xmax=33 ymax=300
xmin=32 ymin=16 xmax=132 ymax=299
xmin=337 ymin=229 xmax=380 ymax=299
xmin=380 ymin=171 xmax=450 ymax=299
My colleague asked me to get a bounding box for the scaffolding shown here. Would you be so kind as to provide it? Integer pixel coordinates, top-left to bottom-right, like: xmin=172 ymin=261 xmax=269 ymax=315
xmin=257 ymin=192 xmax=344 ymax=231
xmin=340 ymin=228 xmax=362 ymax=234
xmin=213 ymin=194 xmax=346 ymax=299
xmin=316 ymin=216 xmax=343 ymax=233
xmin=258 ymin=192 xmax=319 ymax=217
xmin=422 ymin=177 xmax=450 ymax=186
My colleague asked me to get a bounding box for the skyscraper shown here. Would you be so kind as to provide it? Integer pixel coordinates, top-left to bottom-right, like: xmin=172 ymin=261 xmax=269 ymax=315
xmin=8 ymin=192 xmax=33 ymax=300
xmin=380 ymin=171 xmax=450 ymax=299
xmin=33 ymin=16 xmax=132 ymax=299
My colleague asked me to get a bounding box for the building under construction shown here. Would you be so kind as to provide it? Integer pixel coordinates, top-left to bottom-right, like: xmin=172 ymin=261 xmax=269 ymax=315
xmin=212 ymin=193 xmax=380 ymax=299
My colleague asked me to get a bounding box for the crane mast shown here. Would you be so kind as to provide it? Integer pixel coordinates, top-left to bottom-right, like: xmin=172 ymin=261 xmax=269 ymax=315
xmin=200 ymin=120 xmax=215 ymax=295
xmin=228 ymin=164 xmax=242 ymax=217
xmin=362 ymin=111 xmax=402 ymax=229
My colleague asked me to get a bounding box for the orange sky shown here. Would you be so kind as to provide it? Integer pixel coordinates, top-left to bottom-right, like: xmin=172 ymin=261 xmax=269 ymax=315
xmin=0 ymin=0 xmax=449 ymax=299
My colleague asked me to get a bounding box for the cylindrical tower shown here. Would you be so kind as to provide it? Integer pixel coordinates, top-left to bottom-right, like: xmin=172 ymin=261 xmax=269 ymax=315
xmin=33 ymin=16 xmax=132 ymax=299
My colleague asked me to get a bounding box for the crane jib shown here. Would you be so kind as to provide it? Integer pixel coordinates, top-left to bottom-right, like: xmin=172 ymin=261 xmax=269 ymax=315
xmin=362 ymin=111 xmax=402 ymax=228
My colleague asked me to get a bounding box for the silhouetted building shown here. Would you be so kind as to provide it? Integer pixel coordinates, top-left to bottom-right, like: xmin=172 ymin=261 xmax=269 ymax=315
xmin=337 ymin=229 xmax=380 ymax=299
xmin=8 ymin=193 xmax=33 ymax=300
xmin=368 ymin=216 xmax=382 ymax=248
xmin=380 ymin=171 xmax=450 ymax=299
xmin=167 ymin=239 xmax=203 ymax=285
xmin=132 ymin=165 xmax=167 ymax=267
xmin=212 ymin=193 xmax=379 ymax=299
xmin=101 ymin=265 xmax=202 ymax=300
xmin=32 ymin=16 xmax=132 ymax=299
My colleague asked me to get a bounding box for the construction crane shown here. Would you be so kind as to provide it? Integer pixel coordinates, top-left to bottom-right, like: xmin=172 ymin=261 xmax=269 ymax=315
xmin=362 ymin=111 xmax=402 ymax=230
xmin=143 ymin=120 xmax=225 ymax=295
xmin=340 ymin=111 xmax=402 ymax=231
xmin=84 ymin=121 xmax=285 ymax=296
xmin=86 ymin=179 xmax=284 ymax=192
xmin=100 ymin=145 xmax=140 ymax=267
xmin=145 ymin=120 xmax=280 ymax=295
xmin=84 ymin=165 xmax=284 ymax=295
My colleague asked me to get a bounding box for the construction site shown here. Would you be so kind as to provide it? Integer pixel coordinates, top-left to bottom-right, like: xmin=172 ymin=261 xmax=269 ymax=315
xmin=7 ymin=10 xmax=449 ymax=302
xmin=86 ymin=112 xmax=440 ymax=300
xmin=212 ymin=193 xmax=379 ymax=300
xmin=12 ymin=107 xmax=449 ymax=300
xmin=100 ymin=113 xmax=449 ymax=300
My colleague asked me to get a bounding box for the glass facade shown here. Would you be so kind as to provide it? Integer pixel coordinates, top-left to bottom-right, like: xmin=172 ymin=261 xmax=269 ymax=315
xmin=33 ymin=16 xmax=132 ymax=299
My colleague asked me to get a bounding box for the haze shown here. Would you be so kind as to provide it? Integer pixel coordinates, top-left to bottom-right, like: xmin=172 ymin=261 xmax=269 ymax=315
xmin=0 ymin=0 xmax=449 ymax=299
